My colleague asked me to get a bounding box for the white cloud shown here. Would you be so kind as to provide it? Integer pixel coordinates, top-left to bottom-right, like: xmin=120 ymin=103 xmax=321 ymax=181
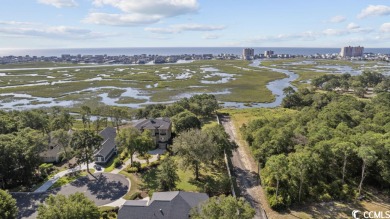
xmin=0 ymin=21 xmax=38 ymax=25
xmin=83 ymin=13 xmax=161 ymax=26
xmin=37 ymin=0 xmax=78 ymax=8
xmin=347 ymin=23 xmax=360 ymax=30
xmin=248 ymin=31 xmax=317 ymax=43
xmin=86 ymin=0 xmax=199 ymax=26
xmin=358 ymin=5 xmax=390 ymax=19
xmin=145 ymin=23 xmax=225 ymax=34
xmin=92 ymin=0 xmax=198 ymax=16
xmin=329 ymin=15 xmax=346 ymax=23
xmin=202 ymin=33 xmax=220 ymax=39
xmin=322 ymin=28 xmax=348 ymax=36
xmin=0 ymin=22 xmax=113 ymax=39
xmin=380 ymin=23 xmax=390 ymax=32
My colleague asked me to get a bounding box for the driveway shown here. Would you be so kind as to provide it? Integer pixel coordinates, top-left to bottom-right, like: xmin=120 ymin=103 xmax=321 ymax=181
xmin=12 ymin=173 xmax=129 ymax=219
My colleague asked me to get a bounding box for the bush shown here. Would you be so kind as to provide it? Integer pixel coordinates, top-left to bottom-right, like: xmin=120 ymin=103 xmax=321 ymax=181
xmin=132 ymin=161 xmax=141 ymax=169
xmin=120 ymin=151 xmax=128 ymax=161
xmin=319 ymin=193 xmax=332 ymax=202
xmin=149 ymin=160 xmax=161 ymax=168
xmin=114 ymin=158 xmax=122 ymax=168
xmin=128 ymin=192 xmax=141 ymax=200
xmin=268 ymin=195 xmax=287 ymax=210
xmin=126 ymin=167 xmax=138 ymax=173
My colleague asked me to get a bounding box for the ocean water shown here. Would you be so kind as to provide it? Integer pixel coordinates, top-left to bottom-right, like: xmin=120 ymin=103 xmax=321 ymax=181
xmin=1 ymin=47 xmax=390 ymax=57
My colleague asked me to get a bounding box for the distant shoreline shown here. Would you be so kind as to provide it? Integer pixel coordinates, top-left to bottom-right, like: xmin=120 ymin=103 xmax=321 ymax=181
xmin=1 ymin=47 xmax=390 ymax=57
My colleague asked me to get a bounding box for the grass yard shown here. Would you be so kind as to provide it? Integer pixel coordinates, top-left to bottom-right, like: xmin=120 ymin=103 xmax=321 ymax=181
xmin=119 ymin=170 xmax=143 ymax=200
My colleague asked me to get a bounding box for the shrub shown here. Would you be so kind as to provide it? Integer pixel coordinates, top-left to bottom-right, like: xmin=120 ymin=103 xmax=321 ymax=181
xmin=120 ymin=151 xmax=128 ymax=161
xmin=128 ymin=192 xmax=141 ymax=200
xmin=149 ymin=160 xmax=160 ymax=168
xmin=127 ymin=167 xmax=138 ymax=173
xmin=319 ymin=193 xmax=332 ymax=202
xmin=114 ymin=158 xmax=122 ymax=168
xmin=132 ymin=161 xmax=141 ymax=169
xmin=268 ymin=195 xmax=287 ymax=210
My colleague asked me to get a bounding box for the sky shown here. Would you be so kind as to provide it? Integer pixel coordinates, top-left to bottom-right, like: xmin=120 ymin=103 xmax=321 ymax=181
xmin=1 ymin=0 xmax=390 ymax=48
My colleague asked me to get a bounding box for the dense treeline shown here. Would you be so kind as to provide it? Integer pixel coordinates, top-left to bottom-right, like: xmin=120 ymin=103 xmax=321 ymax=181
xmin=311 ymin=71 xmax=389 ymax=97
xmin=0 ymin=107 xmax=75 ymax=189
xmin=241 ymin=89 xmax=390 ymax=209
xmin=135 ymin=94 xmax=219 ymax=119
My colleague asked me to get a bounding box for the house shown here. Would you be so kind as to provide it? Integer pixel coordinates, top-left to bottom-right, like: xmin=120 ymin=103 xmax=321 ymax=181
xmin=94 ymin=127 xmax=117 ymax=164
xmin=117 ymin=191 xmax=209 ymax=219
xmin=40 ymin=130 xmax=73 ymax=163
xmin=40 ymin=137 xmax=62 ymax=163
xmin=134 ymin=118 xmax=172 ymax=149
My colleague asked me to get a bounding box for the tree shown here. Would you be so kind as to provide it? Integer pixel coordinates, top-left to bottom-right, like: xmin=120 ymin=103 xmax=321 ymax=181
xmin=357 ymin=146 xmax=378 ymax=196
xmin=156 ymin=157 xmax=180 ymax=191
xmin=0 ymin=189 xmax=18 ymax=219
xmin=115 ymin=127 xmax=141 ymax=165
xmin=190 ymin=195 xmax=255 ymax=219
xmin=70 ymin=130 xmax=102 ymax=174
xmin=136 ymin=130 xmax=155 ymax=163
xmin=203 ymin=123 xmax=236 ymax=159
xmin=332 ymin=141 xmax=356 ymax=184
xmin=51 ymin=129 xmax=72 ymax=161
xmin=171 ymin=111 xmax=201 ymax=133
xmin=81 ymin=106 xmax=91 ymax=130
xmin=263 ymin=154 xmax=288 ymax=198
xmin=172 ymin=129 xmax=216 ymax=180
xmin=110 ymin=107 xmax=128 ymax=130
xmin=37 ymin=193 xmax=99 ymax=219
xmin=288 ymin=150 xmax=313 ymax=202
xmin=283 ymin=86 xmax=295 ymax=96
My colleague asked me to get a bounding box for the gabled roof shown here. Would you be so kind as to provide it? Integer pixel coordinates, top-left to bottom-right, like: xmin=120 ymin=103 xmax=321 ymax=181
xmin=95 ymin=127 xmax=116 ymax=158
xmin=134 ymin=118 xmax=171 ymax=130
xmin=117 ymin=191 xmax=208 ymax=219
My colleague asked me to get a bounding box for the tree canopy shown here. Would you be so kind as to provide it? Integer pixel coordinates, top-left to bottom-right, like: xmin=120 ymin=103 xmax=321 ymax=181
xmin=37 ymin=193 xmax=99 ymax=219
xmin=0 ymin=189 xmax=18 ymax=219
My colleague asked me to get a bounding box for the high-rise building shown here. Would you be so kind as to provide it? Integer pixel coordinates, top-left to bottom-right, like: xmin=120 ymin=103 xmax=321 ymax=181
xmin=242 ymin=48 xmax=254 ymax=60
xmin=264 ymin=50 xmax=274 ymax=58
xmin=340 ymin=46 xmax=364 ymax=58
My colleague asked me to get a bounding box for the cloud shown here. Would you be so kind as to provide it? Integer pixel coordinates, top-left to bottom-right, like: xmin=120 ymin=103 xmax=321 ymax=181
xmin=92 ymin=0 xmax=198 ymax=16
xmin=145 ymin=23 xmax=225 ymax=34
xmin=248 ymin=31 xmax=317 ymax=43
xmin=380 ymin=23 xmax=390 ymax=32
xmin=347 ymin=23 xmax=360 ymax=30
xmin=0 ymin=23 xmax=113 ymax=39
xmin=0 ymin=21 xmax=38 ymax=25
xmin=202 ymin=33 xmax=220 ymax=39
xmin=329 ymin=15 xmax=346 ymax=23
xmin=37 ymin=0 xmax=78 ymax=8
xmin=86 ymin=0 xmax=199 ymax=26
xmin=83 ymin=13 xmax=161 ymax=26
xmin=358 ymin=5 xmax=390 ymax=19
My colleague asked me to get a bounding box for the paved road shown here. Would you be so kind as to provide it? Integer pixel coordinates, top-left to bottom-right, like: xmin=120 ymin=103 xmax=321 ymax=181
xmin=34 ymin=162 xmax=104 ymax=193
xmin=219 ymin=115 xmax=267 ymax=219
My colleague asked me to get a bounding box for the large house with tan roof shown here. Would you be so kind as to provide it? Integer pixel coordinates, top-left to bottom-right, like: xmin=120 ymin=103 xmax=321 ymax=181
xmin=133 ymin=118 xmax=172 ymax=149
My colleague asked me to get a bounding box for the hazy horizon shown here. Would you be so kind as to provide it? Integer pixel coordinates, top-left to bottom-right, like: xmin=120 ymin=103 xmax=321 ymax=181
xmin=2 ymin=1 xmax=390 ymax=48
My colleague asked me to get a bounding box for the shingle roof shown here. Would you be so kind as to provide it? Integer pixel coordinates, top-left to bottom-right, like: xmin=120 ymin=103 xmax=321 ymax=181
xmin=95 ymin=127 xmax=116 ymax=158
xmin=117 ymin=191 xmax=209 ymax=219
xmin=134 ymin=118 xmax=171 ymax=130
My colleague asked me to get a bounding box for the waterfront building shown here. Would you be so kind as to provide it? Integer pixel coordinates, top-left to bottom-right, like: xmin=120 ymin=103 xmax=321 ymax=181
xmin=340 ymin=46 xmax=364 ymax=58
xmin=242 ymin=48 xmax=254 ymax=60
xmin=264 ymin=50 xmax=274 ymax=58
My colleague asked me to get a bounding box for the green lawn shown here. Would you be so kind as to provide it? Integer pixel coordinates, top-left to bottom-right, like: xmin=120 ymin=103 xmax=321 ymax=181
xmin=103 ymin=155 xmax=118 ymax=172
xmin=119 ymin=171 xmax=143 ymax=200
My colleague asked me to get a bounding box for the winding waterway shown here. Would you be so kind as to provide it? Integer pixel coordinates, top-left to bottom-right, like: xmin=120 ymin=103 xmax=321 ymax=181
xmin=221 ymin=60 xmax=299 ymax=108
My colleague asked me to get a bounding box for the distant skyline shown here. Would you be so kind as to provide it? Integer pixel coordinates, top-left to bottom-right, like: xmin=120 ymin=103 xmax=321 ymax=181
xmin=2 ymin=0 xmax=390 ymax=49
